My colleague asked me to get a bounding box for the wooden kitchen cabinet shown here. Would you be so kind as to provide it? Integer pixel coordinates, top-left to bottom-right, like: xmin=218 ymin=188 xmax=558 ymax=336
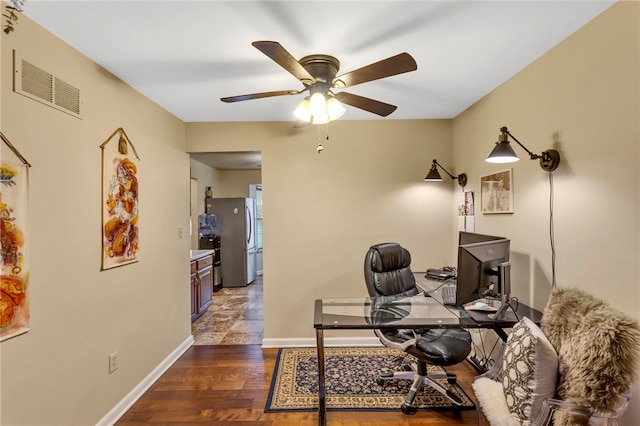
xmin=191 ymin=253 xmax=214 ymax=322
xmin=190 ymin=261 xmax=199 ymax=321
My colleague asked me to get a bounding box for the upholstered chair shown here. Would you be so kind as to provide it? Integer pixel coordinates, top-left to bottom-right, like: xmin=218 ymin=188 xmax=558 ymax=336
xmin=473 ymin=287 xmax=640 ymax=426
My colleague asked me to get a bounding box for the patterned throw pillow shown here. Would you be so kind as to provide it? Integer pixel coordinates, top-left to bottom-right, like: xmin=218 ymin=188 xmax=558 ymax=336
xmin=502 ymin=317 xmax=558 ymax=425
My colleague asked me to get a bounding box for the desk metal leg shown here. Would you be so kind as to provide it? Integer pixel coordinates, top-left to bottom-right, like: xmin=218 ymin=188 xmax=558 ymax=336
xmin=493 ymin=326 xmax=509 ymax=342
xmin=316 ymin=328 xmax=326 ymax=426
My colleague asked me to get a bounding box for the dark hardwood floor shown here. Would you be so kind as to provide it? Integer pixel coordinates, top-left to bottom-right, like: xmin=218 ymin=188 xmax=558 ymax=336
xmin=116 ymin=345 xmax=480 ymax=425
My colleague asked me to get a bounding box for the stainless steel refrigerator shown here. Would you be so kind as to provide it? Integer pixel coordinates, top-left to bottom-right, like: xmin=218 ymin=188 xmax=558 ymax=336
xmin=209 ymin=197 xmax=257 ymax=287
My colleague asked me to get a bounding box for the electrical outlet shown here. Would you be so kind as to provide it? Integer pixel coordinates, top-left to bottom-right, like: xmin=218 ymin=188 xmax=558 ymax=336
xmin=109 ymin=351 xmax=118 ymax=374
xmin=178 ymin=226 xmax=183 ymax=239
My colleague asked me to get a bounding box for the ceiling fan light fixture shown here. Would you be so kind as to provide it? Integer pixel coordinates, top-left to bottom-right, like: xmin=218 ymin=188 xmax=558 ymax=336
xmin=293 ymin=97 xmax=312 ymax=122
xmin=312 ymin=112 xmax=330 ymax=124
xmin=223 ymin=42 xmax=418 ymax=124
xmin=326 ymin=96 xmax=346 ymax=121
xmin=309 ymin=92 xmax=327 ymax=115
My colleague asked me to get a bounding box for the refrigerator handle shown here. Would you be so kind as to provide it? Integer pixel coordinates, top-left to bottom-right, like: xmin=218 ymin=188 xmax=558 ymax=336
xmin=246 ymin=204 xmax=252 ymax=244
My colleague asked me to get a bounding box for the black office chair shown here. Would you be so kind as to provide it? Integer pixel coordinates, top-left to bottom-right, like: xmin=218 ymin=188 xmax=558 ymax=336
xmin=364 ymin=242 xmax=472 ymax=414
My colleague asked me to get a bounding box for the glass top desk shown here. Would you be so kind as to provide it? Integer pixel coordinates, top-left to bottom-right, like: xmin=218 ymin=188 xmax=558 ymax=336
xmin=313 ymin=288 xmax=543 ymax=425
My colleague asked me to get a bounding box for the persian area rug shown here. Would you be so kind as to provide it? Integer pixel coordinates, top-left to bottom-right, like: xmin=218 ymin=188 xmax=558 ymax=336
xmin=265 ymin=346 xmax=476 ymax=412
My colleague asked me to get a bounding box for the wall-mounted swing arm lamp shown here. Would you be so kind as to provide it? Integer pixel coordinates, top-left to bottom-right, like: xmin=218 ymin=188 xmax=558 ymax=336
xmin=424 ymin=159 xmax=467 ymax=188
xmin=486 ymin=126 xmax=561 ymax=171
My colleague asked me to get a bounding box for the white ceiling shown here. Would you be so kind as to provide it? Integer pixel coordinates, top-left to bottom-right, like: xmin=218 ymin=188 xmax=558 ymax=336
xmin=19 ymin=0 xmax=615 ymax=169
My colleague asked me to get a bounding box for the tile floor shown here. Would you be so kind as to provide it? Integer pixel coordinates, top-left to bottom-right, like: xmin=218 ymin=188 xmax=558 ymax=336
xmin=191 ymin=274 xmax=264 ymax=345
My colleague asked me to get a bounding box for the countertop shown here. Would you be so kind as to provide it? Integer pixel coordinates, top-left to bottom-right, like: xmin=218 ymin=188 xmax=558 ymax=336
xmin=190 ymin=249 xmax=214 ymax=261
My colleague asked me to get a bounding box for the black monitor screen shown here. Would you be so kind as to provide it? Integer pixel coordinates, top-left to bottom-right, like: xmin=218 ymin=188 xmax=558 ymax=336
xmin=456 ymin=236 xmax=510 ymax=306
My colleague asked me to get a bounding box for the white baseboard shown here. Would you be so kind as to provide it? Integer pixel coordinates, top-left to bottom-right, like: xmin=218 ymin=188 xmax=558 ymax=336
xmin=261 ymin=336 xmax=382 ymax=348
xmin=97 ymin=335 xmax=194 ymax=426
xmin=97 ymin=334 xmax=380 ymax=425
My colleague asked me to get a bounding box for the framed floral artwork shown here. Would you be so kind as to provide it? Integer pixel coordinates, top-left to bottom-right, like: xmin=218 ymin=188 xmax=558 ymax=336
xmin=481 ymin=169 xmax=513 ymax=214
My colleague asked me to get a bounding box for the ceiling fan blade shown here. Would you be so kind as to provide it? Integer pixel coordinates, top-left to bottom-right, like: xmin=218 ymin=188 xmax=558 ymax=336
xmin=221 ymin=90 xmax=301 ymax=103
xmin=332 ymin=52 xmax=417 ymax=88
xmin=252 ymin=41 xmax=316 ymax=85
xmin=335 ymin=92 xmax=397 ymax=117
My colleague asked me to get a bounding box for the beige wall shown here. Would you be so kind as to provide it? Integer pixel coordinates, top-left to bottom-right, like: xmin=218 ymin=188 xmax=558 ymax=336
xmin=187 ymin=119 xmax=459 ymax=340
xmin=453 ymin=1 xmax=639 ymax=316
xmin=215 ymin=169 xmax=262 ymax=198
xmin=453 ymin=3 xmax=639 ymax=420
xmin=190 ymin=158 xmax=221 ymax=215
xmin=1 ymin=15 xmax=191 ymax=426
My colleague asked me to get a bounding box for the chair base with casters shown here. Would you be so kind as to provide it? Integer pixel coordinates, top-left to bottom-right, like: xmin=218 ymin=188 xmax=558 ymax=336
xmin=373 ymin=326 xmax=472 ymax=414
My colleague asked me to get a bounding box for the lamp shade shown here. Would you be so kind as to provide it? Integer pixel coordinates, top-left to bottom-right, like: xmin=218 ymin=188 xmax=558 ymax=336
xmin=326 ymin=96 xmax=346 ymax=121
xmin=486 ymin=140 xmax=519 ymax=163
xmin=293 ymin=95 xmax=345 ymax=124
xmin=309 ymin=92 xmax=327 ymax=115
xmin=293 ymin=97 xmax=312 ymax=122
xmin=312 ymin=112 xmax=330 ymax=124
xmin=424 ymin=165 xmax=443 ymax=181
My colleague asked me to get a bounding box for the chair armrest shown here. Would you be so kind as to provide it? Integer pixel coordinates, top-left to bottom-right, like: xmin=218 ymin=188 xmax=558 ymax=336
xmin=531 ymin=398 xmax=591 ymax=425
xmin=373 ymin=328 xmax=420 ymax=352
xmin=531 ymin=391 xmax=631 ymax=426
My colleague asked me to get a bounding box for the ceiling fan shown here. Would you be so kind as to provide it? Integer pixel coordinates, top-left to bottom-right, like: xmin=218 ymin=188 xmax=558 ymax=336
xmin=221 ymin=41 xmax=418 ymax=124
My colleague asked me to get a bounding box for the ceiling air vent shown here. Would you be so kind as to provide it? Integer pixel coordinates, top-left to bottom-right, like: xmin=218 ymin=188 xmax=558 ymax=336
xmin=13 ymin=50 xmax=82 ymax=119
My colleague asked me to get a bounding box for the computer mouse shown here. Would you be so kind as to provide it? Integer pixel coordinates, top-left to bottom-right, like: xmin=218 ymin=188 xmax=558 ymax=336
xmin=474 ymin=302 xmax=488 ymax=310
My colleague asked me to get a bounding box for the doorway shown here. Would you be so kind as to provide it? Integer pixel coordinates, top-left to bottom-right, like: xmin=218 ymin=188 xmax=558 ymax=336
xmin=189 ymin=152 xmax=263 ymax=345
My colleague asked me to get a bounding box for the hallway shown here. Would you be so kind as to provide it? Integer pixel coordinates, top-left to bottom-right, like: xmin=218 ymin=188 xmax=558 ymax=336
xmin=191 ymin=275 xmax=264 ymax=345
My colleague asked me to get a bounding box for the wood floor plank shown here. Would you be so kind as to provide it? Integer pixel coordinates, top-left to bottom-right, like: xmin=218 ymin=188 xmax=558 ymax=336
xmin=116 ymin=345 xmax=480 ymax=425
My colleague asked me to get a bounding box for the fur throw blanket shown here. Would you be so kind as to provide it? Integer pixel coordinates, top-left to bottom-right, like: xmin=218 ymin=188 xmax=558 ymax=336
xmin=541 ymin=287 xmax=640 ymax=425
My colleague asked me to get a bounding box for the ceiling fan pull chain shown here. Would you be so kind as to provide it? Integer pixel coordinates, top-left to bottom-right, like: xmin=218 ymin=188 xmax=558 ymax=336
xmin=315 ymin=124 xmax=324 ymax=153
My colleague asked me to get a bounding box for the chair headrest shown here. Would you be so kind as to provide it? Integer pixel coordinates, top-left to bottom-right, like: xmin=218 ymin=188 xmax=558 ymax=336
xmin=369 ymin=243 xmax=411 ymax=273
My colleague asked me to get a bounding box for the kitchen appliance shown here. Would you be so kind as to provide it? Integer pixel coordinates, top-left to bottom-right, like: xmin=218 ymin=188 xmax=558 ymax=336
xmin=209 ymin=197 xmax=257 ymax=287
xmin=198 ymin=213 xmax=217 ymax=238
xmin=197 ymin=213 xmax=222 ymax=290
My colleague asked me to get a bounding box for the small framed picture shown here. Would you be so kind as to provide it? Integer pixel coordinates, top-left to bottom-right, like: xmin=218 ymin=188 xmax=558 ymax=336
xmin=481 ymin=169 xmax=513 ymax=214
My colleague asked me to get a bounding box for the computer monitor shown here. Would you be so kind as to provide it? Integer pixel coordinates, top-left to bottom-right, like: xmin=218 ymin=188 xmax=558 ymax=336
xmin=456 ymin=233 xmax=511 ymax=318
xmin=459 ymin=231 xmax=507 ymax=246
